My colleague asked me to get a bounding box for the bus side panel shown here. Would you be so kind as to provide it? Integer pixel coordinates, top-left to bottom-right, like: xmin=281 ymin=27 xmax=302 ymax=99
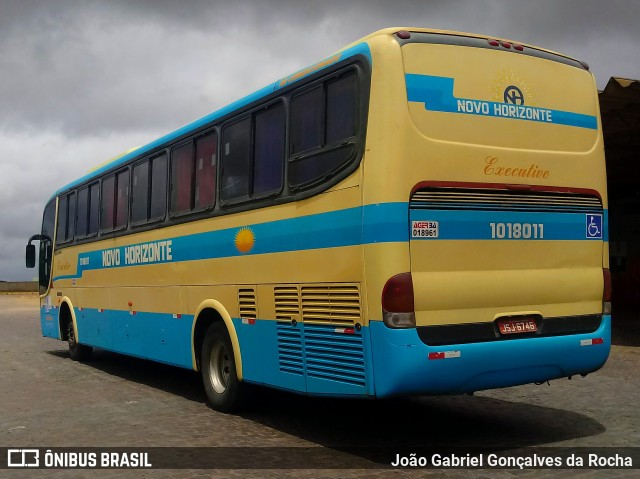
xmin=109 ymin=310 xmax=193 ymax=368
xmin=40 ymin=296 xmax=60 ymax=339
xmin=74 ymin=307 xmax=194 ymax=369
xmin=74 ymin=286 xmax=193 ymax=368
xmin=75 ymin=288 xmax=113 ymax=349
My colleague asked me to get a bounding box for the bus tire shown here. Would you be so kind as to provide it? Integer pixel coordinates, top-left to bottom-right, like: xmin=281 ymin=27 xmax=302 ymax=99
xmin=201 ymin=322 xmax=247 ymax=413
xmin=67 ymin=321 xmax=92 ymax=361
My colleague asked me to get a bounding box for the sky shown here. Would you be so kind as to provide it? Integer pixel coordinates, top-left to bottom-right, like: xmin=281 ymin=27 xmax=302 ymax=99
xmin=1 ymin=0 xmax=639 ymax=281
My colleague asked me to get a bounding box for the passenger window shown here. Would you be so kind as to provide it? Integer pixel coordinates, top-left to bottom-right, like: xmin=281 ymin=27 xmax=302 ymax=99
xmin=150 ymin=154 xmax=167 ymax=220
xmin=115 ymin=170 xmax=129 ymax=229
xmin=100 ymin=176 xmax=115 ymax=231
xmin=254 ymin=103 xmax=285 ymax=196
xmin=55 ymin=192 xmax=76 ymax=244
xmin=289 ymin=69 xmax=360 ymax=188
xmin=132 ymin=161 xmax=149 ymax=224
xmin=66 ymin=192 xmax=76 ymax=241
xmin=291 ymin=86 xmax=323 ymax=154
xmin=76 ymin=187 xmax=88 ymax=237
xmin=88 ymin=182 xmax=100 ymax=235
xmin=195 ymin=133 xmax=217 ymax=210
xmin=56 ymin=195 xmax=68 ymax=244
xmin=171 ymin=143 xmax=194 ymax=214
xmin=326 ymin=71 xmax=357 ymax=143
xmin=221 ymin=118 xmax=251 ymax=201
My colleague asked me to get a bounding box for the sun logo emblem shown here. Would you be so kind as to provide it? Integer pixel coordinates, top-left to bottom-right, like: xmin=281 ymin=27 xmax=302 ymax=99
xmin=234 ymin=227 xmax=255 ymax=254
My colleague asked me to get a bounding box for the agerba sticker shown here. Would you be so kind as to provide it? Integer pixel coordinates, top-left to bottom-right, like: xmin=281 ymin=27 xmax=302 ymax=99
xmin=412 ymin=221 xmax=439 ymax=238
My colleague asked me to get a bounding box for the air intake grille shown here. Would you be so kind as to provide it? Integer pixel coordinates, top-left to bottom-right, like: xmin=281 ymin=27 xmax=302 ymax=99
xmin=274 ymin=284 xmax=361 ymax=326
xmin=238 ymin=288 xmax=257 ymax=320
xmin=410 ymin=188 xmax=602 ymax=213
xmin=276 ymin=322 xmax=304 ymax=375
xmin=304 ymin=324 xmax=366 ymax=387
xmin=301 ymin=285 xmax=361 ymax=326
xmin=274 ymin=285 xmax=300 ymax=321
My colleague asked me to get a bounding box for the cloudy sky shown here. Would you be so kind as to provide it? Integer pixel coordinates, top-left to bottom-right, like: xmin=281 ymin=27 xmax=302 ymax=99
xmin=1 ymin=0 xmax=639 ymax=281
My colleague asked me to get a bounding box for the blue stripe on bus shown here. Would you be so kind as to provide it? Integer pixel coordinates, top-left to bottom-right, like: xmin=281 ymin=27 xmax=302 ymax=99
xmin=405 ymin=74 xmax=598 ymax=130
xmin=52 ymin=43 xmax=372 ymax=198
xmin=410 ymin=209 xmax=609 ymax=241
xmin=53 ymin=203 xmax=607 ymax=281
xmin=53 ymin=202 xmax=408 ymax=281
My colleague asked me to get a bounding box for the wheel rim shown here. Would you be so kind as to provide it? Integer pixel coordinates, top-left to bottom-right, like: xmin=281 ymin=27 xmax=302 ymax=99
xmin=208 ymin=341 xmax=230 ymax=394
xmin=68 ymin=323 xmax=76 ymax=349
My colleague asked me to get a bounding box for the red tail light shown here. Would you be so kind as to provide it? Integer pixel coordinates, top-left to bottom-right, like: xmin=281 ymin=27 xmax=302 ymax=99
xmin=382 ymin=272 xmax=414 ymax=312
xmin=382 ymin=273 xmax=416 ymax=328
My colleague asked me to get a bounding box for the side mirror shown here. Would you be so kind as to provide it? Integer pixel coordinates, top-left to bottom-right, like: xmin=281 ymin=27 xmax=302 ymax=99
xmin=26 ymin=244 xmax=36 ymax=268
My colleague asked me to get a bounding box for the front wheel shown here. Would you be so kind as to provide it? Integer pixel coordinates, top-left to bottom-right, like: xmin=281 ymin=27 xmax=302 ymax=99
xmin=201 ymin=322 xmax=248 ymax=412
xmin=67 ymin=321 xmax=92 ymax=361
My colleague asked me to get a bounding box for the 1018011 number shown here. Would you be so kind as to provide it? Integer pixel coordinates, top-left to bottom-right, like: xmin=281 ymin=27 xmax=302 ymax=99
xmin=490 ymin=222 xmax=544 ymax=239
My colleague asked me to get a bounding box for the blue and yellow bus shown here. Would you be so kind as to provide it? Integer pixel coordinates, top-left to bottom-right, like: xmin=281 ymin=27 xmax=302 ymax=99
xmin=27 ymin=28 xmax=611 ymax=412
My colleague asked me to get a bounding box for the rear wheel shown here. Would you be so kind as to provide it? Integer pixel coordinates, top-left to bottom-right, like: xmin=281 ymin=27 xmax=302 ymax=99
xmin=201 ymin=322 xmax=248 ymax=412
xmin=67 ymin=320 xmax=92 ymax=361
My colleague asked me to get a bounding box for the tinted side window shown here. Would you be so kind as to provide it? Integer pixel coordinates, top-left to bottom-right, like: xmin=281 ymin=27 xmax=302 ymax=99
xmin=88 ymin=182 xmax=100 ymax=235
xmin=76 ymin=187 xmax=88 ymax=237
xmin=150 ymin=154 xmax=167 ymax=220
xmin=326 ymin=71 xmax=357 ymax=143
xmin=171 ymin=143 xmax=194 ymax=215
xmin=100 ymin=176 xmax=115 ymax=231
xmin=195 ymin=133 xmax=217 ymax=210
xmin=132 ymin=161 xmax=149 ymax=224
xmin=66 ymin=192 xmax=76 ymax=241
xmin=291 ymin=86 xmax=323 ymax=153
xmin=221 ymin=118 xmax=251 ymax=201
xmin=254 ymin=103 xmax=285 ymax=196
xmin=289 ymin=69 xmax=360 ymax=188
xmin=55 ymin=192 xmax=76 ymax=244
xmin=115 ymin=170 xmax=129 ymax=229
xmin=56 ymin=195 xmax=68 ymax=245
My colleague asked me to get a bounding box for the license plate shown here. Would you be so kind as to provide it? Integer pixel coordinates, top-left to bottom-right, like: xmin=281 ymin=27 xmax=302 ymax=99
xmin=497 ymin=317 xmax=538 ymax=335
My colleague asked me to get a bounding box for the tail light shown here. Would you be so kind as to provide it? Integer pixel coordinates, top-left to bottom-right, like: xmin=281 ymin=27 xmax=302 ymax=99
xmin=603 ymin=268 xmax=612 ymax=315
xmin=382 ymin=272 xmax=416 ymax=328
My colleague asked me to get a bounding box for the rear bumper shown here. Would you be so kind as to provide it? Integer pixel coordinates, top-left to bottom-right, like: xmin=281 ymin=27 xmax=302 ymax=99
xmin=369 ymin=314 xmax=611 ymax=398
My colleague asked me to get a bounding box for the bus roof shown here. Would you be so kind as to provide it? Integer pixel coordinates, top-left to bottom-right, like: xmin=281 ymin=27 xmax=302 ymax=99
xmin=52 ymin=27 xmax=584 ymax=199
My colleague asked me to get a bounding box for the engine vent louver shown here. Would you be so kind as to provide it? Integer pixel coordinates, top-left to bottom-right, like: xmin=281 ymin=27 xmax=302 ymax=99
xmin=276 ymin=321 xmax=304 ymax=376
xmin=303 ymin=324 xmax=366 ymax=387
xmin=274 ymin=284 xmax=361 ymax=326
xmin=274 ymin=286 xmax=301 ymax=321
xmin=301 ymin=284 xmax=361 ymax=326
xmin=411 ymin=188 xmax=602 ymax=213
xmin=274 ymin=284 xmax=366 ymax=389
xmin=238 ymin=288 xmax=257 ymax=320
xmin=276 ymin=322 xmax=366 ymax=386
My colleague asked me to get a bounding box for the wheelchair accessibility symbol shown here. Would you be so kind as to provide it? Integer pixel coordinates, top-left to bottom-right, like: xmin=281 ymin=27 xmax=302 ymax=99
xmin=586 ymin=214 xmax=603 ymax=239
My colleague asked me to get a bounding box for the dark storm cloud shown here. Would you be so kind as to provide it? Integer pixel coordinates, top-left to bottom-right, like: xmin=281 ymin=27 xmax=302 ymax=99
xmin=2 ymin=0 xmax=638 ymax=137
xmin=0 ymin=0 xmax=360 ymax=137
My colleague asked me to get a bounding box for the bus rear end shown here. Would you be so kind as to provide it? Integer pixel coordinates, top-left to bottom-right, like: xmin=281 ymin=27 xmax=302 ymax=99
xmin=364 ymin=30 xmax=610 ymax=397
